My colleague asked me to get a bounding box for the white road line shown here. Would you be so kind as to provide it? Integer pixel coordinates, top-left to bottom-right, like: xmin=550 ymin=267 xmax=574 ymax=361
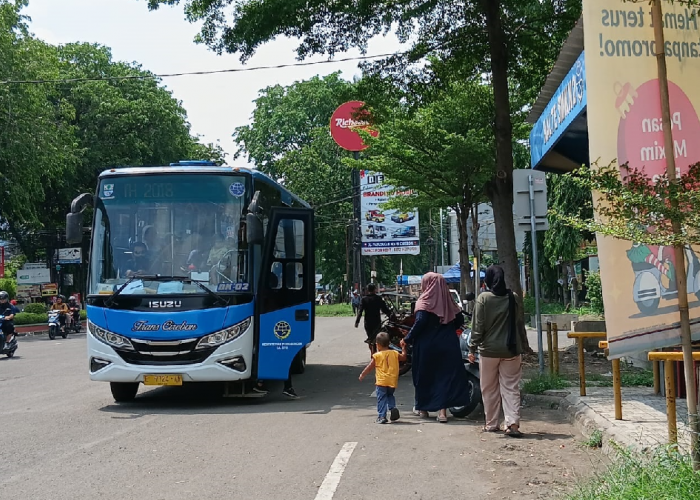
xmin=314 ymin=441 xmax=358 ymax=500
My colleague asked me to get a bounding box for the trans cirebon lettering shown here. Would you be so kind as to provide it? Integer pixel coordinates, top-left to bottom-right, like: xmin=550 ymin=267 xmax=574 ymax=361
xmin=131 ymin=320 xmax=198 ymax=332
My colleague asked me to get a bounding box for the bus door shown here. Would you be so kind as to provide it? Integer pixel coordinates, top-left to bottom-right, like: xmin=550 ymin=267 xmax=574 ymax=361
xmin=256 ymin=208 xmax=315 ymax=380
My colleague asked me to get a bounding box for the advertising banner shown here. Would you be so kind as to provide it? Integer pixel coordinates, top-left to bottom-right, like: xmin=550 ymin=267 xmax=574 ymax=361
xmin=360 ymin=170 xmax=420 ymax=256
xmin=58 ymin=248 xmax=82 ymax=264
xmin=41 ymin=283 xmax=58 ymax=297
xmin=17 ymin=268 xmax=51 ymax=285
xmin=16 ymin=285 xmax=41 ymax=299
xmin=583 ymin=0 xmax=700 ymax=357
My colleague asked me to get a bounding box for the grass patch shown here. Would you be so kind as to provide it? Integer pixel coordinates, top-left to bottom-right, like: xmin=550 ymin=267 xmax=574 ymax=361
xmin=522 ymin=296 xmax=603 ymax=320
xmin=585 ymin=370 xmax=654 ymax=388
xmin=582 ymin=429 xmax=603 ymax=448
xmin=522 ymin=373 xmax=570 ymax=394
xmin=315 ymin=303 xmax=355 ymax=317
xmin=566 ymin=446 xmax=700 ymax=500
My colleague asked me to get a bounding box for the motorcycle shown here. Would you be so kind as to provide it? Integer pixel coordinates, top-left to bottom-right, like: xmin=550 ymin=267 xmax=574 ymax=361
xmin=448 ymin=326 xmax=482 ymax=418
xmin=48 ymin=310 xmax=67 ymax=340
xmin=0 ymin=316 xmax=18 ymax=358
xmin=67 ymin=306 xmax=81 ymax=333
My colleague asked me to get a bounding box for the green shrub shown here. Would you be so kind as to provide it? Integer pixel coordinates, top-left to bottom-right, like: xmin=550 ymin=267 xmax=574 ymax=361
xmin=80 ymin=309 xmax=87 ymax=320
xmin=522 ymin=373 xmax=570 ymax=394
xmin=585 ymin=270 xmax=604 ymax=316
xmin=0 ymin=278 xmax=16 ymax=299
xmin=582 ymin=429 xmax=603 ymax=448
xmin=566 ymin=447 xmax=700 ymax=500
xmin=22 ymin=303 xmax=47 ymax=314
xmin=14 ymin=312 xmax=48 ymax=325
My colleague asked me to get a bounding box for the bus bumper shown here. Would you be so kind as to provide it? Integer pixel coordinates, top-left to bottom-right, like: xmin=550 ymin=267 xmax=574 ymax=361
xmin=87 ymin=331 xmax=255 ymax=383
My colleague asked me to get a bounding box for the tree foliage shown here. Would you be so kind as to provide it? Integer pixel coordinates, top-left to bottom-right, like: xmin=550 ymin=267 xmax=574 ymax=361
xmin=147 ymin=0 xmax=582 ymax=299
xmin=554 ymin=161 xmax=700 ymax=246
xmin=0 ymin=1 xmax=217 ymax=256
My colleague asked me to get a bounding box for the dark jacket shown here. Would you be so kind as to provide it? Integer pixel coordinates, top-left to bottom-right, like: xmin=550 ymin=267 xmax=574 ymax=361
xmin=355 ymin=294 xmax=391 ymax=330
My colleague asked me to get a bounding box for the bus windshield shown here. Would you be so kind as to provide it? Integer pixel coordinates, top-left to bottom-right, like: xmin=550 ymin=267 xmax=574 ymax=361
xmin=89 ymin=174 xmax=250 ymax=296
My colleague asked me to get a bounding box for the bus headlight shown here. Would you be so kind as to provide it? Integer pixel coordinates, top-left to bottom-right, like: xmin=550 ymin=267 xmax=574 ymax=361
xmin=196 ymin=317 xmax=251 ymax=350
xmin=88 ymin=320 xmax=135 ymax=351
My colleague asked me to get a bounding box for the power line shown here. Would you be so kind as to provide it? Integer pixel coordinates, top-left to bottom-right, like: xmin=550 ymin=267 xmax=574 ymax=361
xmin=0 ymin=52 xmax=408 ymax=86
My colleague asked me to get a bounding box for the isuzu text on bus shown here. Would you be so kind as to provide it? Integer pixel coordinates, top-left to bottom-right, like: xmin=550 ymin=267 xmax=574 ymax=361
xmin=66 ymin=161 xmax=315 ymax=402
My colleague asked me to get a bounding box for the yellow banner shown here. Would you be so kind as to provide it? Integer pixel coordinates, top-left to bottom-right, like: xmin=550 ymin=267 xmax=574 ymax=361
xmin=584 ymin=0 xmax=700 ymax=357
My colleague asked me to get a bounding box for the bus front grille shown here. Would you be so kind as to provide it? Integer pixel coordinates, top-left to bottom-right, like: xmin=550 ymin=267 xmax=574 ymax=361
xmin=116 ymin=338 xmax=216 ymax=365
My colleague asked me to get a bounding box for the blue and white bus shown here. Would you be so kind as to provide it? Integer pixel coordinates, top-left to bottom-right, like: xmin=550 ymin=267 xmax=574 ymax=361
xmin=66 ymin=161 xmax=315 ymax=402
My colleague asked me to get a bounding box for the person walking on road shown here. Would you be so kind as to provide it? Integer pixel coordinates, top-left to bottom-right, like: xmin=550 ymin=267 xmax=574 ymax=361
xmin=469 ymin=265 xmax=532 ymax=437
xmin=351 ymin=291 xmax=361 ymax=315
xmin=359 ymin=331 xmax=407 ymax=423
xmin=401 ymin=273 xmax=469 ymax=423
xmin=355 ymin=283 xmax=393 ymax=357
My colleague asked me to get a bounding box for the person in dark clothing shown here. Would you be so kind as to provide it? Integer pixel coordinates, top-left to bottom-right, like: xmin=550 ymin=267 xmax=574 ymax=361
xmin=401 ymin=272 xmax=469 ymax=423
xmin=0 ymin=291 xmax=17 ymax=347
xmin=355 ymin=283 xmax=393 ymax=356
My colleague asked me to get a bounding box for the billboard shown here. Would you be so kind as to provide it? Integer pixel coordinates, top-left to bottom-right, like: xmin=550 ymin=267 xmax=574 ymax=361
xmin=360 ymin=170 xmax=420 ymax=256
xmin=58 ymin=248 xmax=82 ymax=264
xmin=17 ymin=268 xmax=51 ymax=285
xmin=583 ymin=0 xmax=700 ymax=357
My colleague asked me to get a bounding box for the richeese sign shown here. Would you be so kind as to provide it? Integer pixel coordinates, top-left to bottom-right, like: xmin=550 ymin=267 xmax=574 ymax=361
xmin=330 ymin=101 xmax=378 ymax=151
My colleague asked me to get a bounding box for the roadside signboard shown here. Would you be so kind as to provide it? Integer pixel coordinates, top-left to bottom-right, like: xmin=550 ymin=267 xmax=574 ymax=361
xmin=41 ymin=283 xmax=58 ymax=297
xmin=360 ymin=170 xmax=420 ymax=256
xmin=58 ymin=248 xmax=82 ymax=264
xmin=17 ymin=268 xmax=51 ymax=285
xmin=330 ymin=101 xmax=379 ymax=152
xmin=16 ymin=285 xmax=41 ymax=299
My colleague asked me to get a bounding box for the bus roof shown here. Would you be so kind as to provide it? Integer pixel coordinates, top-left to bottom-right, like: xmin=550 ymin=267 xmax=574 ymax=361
xmin=98 ymin=165 xmax=310 ymax=208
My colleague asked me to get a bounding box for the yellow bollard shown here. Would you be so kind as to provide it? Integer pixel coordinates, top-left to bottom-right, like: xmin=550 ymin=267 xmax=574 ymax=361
xmin=612 ymin=358 xmax=622 ymax=420
xmin=653 ymin=356 xmax=661 ymax=395
xmin=578 ymin=338 xmax=586 ymax=396
xmin=552 ymin=323 xmax=559 ymax=375
xmin=664 ymin=359 xmax=678 ymax=444
xmin=546 ymin=322 xmax=553 ymax=375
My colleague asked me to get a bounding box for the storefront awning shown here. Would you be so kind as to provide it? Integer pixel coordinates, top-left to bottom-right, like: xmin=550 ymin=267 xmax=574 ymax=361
xmin=528 ymin=17 xmax=589 ymax=173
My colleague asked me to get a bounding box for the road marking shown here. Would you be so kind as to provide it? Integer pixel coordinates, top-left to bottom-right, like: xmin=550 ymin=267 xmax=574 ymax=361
xmin=314 ymin=441 xmax=358 ymax=500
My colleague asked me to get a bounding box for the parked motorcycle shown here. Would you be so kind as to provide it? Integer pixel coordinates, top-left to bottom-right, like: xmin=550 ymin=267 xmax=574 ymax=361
xmin=448 ymin=327 xmax=482 ymax=418
xmin=0 ymin=316 xmax=18 ymax=358
xmin=48 ymin=310 xmax=66 ymax=340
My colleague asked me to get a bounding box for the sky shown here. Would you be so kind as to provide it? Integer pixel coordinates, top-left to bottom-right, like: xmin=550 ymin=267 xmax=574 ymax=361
xmin=24 ymin=0 xmax=405 ymax=165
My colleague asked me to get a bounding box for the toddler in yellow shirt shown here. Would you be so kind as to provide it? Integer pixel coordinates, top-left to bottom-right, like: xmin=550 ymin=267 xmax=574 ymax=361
xmin=359 ymin=332 xmax=407 ymax=423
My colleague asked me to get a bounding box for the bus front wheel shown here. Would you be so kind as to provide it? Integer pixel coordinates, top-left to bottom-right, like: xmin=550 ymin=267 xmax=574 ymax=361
xmin=110 ymin=382 xmax=139 ymax=402
xmin=290 ymin=348 xmax=307 ymax=375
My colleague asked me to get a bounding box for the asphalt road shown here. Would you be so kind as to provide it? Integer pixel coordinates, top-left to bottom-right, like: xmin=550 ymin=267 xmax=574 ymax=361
xmin=0 ymin=317 xmax=592 ymax=500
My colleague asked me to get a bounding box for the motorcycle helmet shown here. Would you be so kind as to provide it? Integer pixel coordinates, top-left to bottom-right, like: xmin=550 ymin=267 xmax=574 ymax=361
xmin=69 ymin=295 xmax=77 ymax=302
xmin=57 ymin=294 xmax=65 ymax=301
xmin=0 ymin=291 xmax=8 ymax=302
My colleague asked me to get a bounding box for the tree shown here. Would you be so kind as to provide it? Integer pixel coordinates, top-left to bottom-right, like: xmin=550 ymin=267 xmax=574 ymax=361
xmin=147 ymin=0 xmax=582 ymax=299
xmin=351 ymin=80 xmax=493 ymax=298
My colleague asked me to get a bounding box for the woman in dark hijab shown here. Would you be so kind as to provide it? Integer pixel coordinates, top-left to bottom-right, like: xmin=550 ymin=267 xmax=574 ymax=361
xmin=468 ymin=265 xmax=532 ymax=437
xmin=401 ymin=273 xmax=470 ymax=423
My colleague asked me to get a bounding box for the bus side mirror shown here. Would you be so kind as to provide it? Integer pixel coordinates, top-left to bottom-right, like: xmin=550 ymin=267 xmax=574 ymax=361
xmin=246 ymin=213 xmax=263 ymax=245
xmin=66 ymin=193 xmax=93 ymax=245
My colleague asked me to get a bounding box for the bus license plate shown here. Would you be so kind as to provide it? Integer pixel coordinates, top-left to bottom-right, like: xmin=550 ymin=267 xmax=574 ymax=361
xmin=143 ymin=374 xmax=182 ymax=386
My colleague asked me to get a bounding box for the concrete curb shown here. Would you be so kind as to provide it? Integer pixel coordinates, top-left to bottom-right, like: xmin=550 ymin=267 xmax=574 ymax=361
xmin=523 ymin=391 xmax=650 ymax=456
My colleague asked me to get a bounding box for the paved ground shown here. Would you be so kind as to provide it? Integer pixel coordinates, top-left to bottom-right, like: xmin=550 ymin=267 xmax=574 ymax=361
xmin=563 ymin=386 xmax=690 ymax=453
xmin=1 ymin=317 xmax=596 ymax=500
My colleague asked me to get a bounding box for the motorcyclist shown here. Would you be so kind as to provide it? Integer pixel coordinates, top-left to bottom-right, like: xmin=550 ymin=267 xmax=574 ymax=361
xmin=0 ymin=291 xmax=17 ymax=347
xmin=67 ymin=295 xmax=80 ymax=329
xmin=50 ymin=295 xmax=70 ymax=333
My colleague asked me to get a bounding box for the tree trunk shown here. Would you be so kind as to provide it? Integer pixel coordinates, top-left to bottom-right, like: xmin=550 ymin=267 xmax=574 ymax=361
xmin=456 ymin=205 xmax=474 ymax=300
xmin=569 ymin=260 xmax=579 ymax=309
xmin=480 ymin=0 xmax=522 ymax=299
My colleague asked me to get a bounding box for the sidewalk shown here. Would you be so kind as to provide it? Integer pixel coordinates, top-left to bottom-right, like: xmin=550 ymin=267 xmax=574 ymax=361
xmin=551 ymin=387 xmax=690 ymax=454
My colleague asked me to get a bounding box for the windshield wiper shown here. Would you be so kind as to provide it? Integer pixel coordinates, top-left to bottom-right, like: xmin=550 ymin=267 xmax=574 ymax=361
xmin=187 ymin=278 xmax=230 ymax=306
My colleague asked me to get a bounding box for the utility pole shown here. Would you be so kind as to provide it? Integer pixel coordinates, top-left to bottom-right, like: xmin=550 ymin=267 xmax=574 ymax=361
xmin=439 ymin=208 xmax=445 ymax=268
xmin=651 ymin=0 xmax=700 ymax=469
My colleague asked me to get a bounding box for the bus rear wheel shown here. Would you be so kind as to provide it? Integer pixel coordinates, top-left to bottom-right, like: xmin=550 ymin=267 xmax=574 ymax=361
xmin=291 ymin=347 xmax=307 ymax=374
xmin=110 ymin=382 xmax=139 ymax=402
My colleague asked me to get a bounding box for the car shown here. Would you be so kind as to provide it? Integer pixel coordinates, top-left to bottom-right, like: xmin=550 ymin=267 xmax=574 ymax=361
xmin=391 ymin=211 xmax=415 ymax=223
xmin=392 ymin=226 xmax=416 ymax=238
xmin=365 ymin=224 xmax=387 ymax=239
xmin=365 ymin=210 xmax=385 ymax=222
